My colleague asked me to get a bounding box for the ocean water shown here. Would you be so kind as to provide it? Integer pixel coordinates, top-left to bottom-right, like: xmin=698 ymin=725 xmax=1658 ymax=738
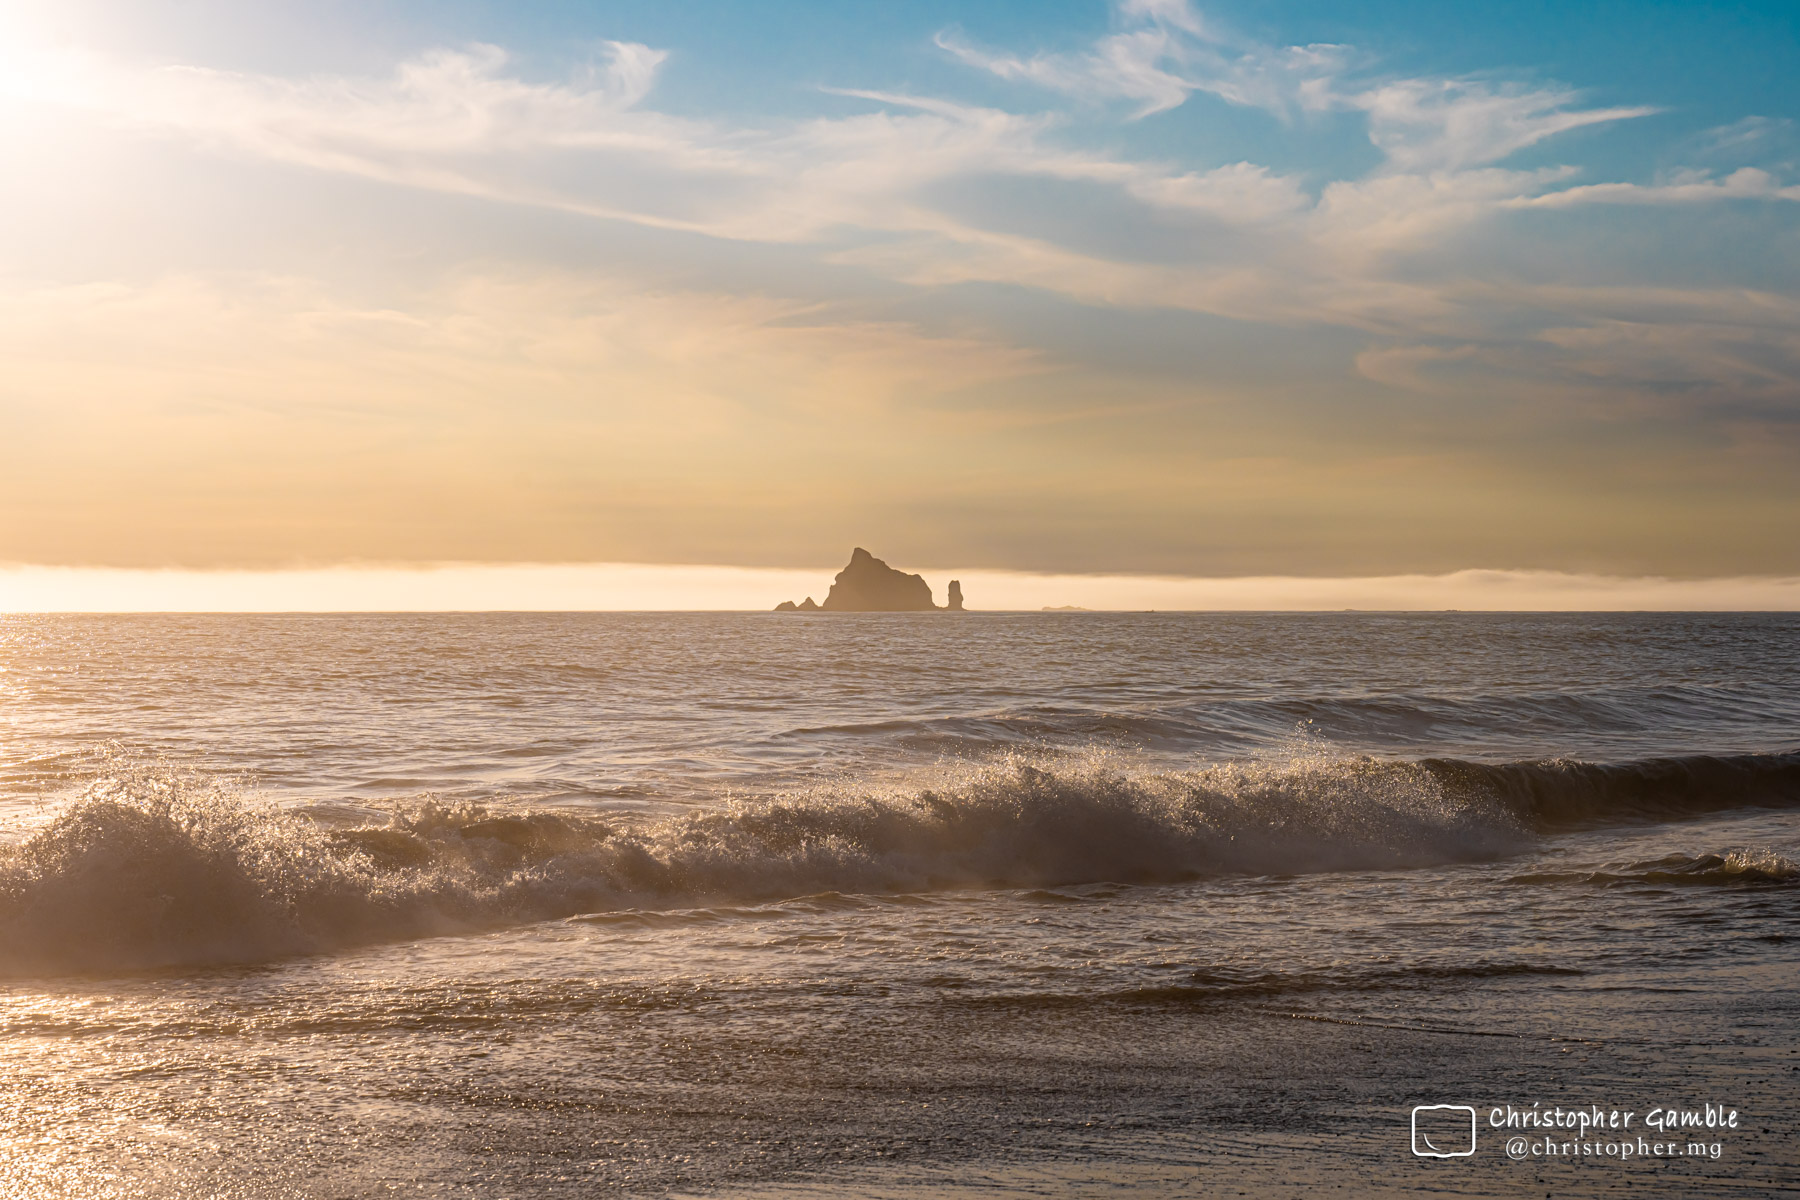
xmin=1 ymin=611 xmax=1797 ymax=1198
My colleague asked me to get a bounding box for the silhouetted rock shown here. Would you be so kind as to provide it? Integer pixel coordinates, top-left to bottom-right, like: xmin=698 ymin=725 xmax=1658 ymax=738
xmin=776 ymin=549 xmax=955 ymax=612
xmin=822 ymin=548 xmax=937 ymax=611
xmin=947 ymin=581 xmax=964 ymax=611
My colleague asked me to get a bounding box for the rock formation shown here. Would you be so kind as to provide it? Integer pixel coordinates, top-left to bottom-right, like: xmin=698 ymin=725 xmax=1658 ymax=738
xmin=946 ymin=581 xmax=964 ymax=611
xmin=822 ymin=548 xmax=935 ymax=611
xmin=774 ymin=548 xmax=959 ymax=612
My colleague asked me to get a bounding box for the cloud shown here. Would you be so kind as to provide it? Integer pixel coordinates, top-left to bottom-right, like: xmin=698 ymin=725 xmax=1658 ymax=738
xmin=1511 ymin=167 xmax=1800 ymax=209
xmin=1354 ymin=79 xmax=1655 ymax=172
xmin=1355 ymin=282 xmax=1800 ymax=441
xmin=1116 ymin=0 xmax=1207 ymax=36
xmin=28 ymin=40 xmax=1585 ymax=333
xmin=14 ymin=39 xmax=674 ymax=151
xmin=934 ymin=25 xmax=1196 ymax=119
xmin=937 ymin=0 xmax=1651 ymax=169
xmin=7 ymin=3 xmax=1798 ymax=446
xmin=0 ymin=271 xmax=1045 ymax=424
xmin=936 ymin=1 xmax=1346 ymax=120
xmin=0 ymin=269 xmax=1070 ymax=566
xmin=1694 ymin=116 xmax=1796 ymax=158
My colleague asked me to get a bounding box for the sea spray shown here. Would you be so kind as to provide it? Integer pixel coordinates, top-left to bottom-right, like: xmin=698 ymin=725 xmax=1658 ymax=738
xmin=6 ymin=742 xmax=1797 ymax=975
xmin=18 ymin=742 xmax=1800 ymax=976
xmin=0 ymin=762 xmax=451 ymax=971
xmin=0 ymin=749 xmax=1538 ymax=975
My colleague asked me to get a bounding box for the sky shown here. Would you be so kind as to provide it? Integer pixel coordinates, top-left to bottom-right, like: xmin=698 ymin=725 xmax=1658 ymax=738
xmin=1 ymin=0 xmax=1798 ymax=607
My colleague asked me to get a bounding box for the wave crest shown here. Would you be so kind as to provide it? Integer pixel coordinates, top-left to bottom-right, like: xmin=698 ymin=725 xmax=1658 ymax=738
xmin=1 ymin=752 xmax=1520 ymax=974
xmin=6 ymin=747 xmax=1797 ymax=975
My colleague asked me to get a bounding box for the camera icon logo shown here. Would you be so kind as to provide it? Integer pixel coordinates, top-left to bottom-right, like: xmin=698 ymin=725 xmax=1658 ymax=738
xmin=1411 ymin=1105 xmax=1478 ymax=1157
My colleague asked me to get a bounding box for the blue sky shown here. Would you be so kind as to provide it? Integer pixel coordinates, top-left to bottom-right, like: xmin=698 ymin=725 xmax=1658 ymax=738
xmin=1 ymin=0 xmax=1797 ymax=581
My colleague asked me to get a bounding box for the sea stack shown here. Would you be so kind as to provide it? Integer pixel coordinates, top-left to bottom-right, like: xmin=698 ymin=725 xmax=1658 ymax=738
xmin=822 ymin=548 xmax=936 ymax=611
xmin=774 ymin=548 xmax=956 ymax=612
xmin=946 ymin=581 xmax=964 ymax=611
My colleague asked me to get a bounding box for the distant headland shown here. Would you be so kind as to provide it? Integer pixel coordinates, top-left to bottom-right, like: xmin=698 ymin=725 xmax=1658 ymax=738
xmin=775 ymin=548 xmax=965 ymax=612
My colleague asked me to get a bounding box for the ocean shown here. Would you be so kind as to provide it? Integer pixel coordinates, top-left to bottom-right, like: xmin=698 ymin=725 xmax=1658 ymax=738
xmin=1 ymin=611 xmax=1796 ymax=1197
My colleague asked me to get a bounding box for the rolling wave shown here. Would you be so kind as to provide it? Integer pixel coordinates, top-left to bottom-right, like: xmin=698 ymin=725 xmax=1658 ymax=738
xmin=778 ymin=689 xmax=1800 ymax=756
xmin=967 ymin=961 xmax=1590 ymax=1009
xmin=1507 ymin=849 xmax=1799 ymax=888
xmin=1420 ymin=751 xmax=1800 ymax=827
xmin=2 ymin=748 xmax=1796 ymax=974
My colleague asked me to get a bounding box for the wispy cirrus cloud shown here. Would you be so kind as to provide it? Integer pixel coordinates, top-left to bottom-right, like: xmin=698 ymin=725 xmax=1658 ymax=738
xmin=936 ymin=0 xmax=1654 ymax=172
xmin=11 ymin=32 xmax=1648 ymax=294
xmin=1509 ymin=166 xmax=1800 ymax=208
xmin=936 ymin=2 xmax=1345 ymax=120
xmin=1693 ymin=115 xmax=1796 ymax=159
xmin=1354 ymin=78 xmax=1656 ymax=172
xmin=933 ymin=24 xmax=1199 ymax=119
xmin=9 ymin=1 xmax=1799 ymax=443
xmin=923 ymin=0 xmax=1794 ymax=415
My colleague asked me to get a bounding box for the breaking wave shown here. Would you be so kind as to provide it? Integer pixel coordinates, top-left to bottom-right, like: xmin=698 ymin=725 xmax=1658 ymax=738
xmin=2 ymin=748 xmax=1796 ymax=974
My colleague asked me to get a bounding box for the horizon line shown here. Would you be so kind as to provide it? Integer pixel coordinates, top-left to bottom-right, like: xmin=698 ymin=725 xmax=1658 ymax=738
xmin=4 ymin=562 xmax=1800 ymax=613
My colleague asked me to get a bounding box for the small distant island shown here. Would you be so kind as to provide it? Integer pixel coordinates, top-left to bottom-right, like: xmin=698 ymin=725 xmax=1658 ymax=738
xmin=1041 ymin=605 xmax=1090 ymax=611
xmin=776 ymin=548 xmax=965 ymax=612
